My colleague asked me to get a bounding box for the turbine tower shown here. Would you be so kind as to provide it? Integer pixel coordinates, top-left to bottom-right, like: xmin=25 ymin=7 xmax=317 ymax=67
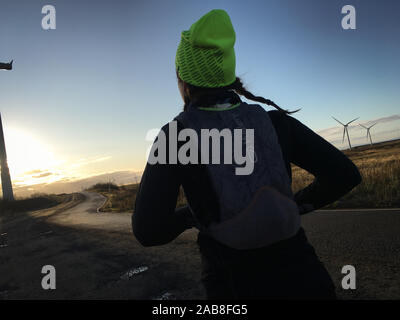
xmin=359 ymin=123 xmax=377 ymax=146
xmin=0 ymin=113 xmax=14 ymax=201
xmin=332 ymin=116 xmax=359 ymax=150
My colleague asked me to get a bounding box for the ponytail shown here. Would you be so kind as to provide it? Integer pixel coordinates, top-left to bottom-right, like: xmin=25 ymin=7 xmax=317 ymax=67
xmin=230 ymin=77 xmax=300 ymax=115
xmin=176 ymin=70 xmax=300 ymax=114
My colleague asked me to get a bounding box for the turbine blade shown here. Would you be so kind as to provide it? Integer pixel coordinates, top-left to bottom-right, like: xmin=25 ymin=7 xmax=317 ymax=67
xmin=342 ymin=127 xmax=346 ymax=143
xmin=332 ymin=116 xmax=345 ymax=126
xmin=359 ymin=124 xmax=367 ymax=129
xmin=369 ymin=123 xmax=377 ymax=128
xmin=346 ymin=117 xmax=359 ymax=125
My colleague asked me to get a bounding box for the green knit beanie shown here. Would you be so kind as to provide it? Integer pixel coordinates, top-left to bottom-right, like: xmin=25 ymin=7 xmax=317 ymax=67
xmin=175 ymin=9 xmax=236 ymax=88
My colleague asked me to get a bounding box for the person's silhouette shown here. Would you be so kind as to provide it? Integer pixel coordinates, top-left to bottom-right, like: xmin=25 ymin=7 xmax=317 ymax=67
xmin=132 ymin=9 xmax=362 ymax=300
xmin=0 ymin=60 xmax=13 ymax=70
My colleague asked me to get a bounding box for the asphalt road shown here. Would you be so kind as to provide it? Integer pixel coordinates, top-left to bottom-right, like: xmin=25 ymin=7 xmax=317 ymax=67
xmin=0 ymin=192 xmax=399 ymax=299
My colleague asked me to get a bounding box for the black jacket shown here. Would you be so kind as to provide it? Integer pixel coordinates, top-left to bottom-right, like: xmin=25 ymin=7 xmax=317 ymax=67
xmin=132 ymin=94 xmax=362 ymax=247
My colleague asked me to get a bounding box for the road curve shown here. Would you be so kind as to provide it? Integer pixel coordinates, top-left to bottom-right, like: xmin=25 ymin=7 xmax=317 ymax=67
xmin=0 ymin=192 xmax=399 ymax=299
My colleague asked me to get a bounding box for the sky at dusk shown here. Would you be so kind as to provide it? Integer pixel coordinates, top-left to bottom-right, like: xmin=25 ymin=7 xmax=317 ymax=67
xmin=1 ymin=0 xmax=399 ymax=195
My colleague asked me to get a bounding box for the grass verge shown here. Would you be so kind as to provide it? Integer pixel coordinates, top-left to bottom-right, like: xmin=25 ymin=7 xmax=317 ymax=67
xmin=90 ymin=139 xmax=400 ymax=212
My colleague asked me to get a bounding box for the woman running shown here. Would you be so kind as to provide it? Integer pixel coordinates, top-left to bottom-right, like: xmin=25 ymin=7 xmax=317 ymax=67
xmin=132 ymin=9 xmax=361 ymax=300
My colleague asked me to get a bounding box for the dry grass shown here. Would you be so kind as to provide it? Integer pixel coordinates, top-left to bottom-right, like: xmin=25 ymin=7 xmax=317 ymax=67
xmin=88 ymin=183 xmax=137 ymax=212
xmin=292 ymin=139 xmax=400 ymax=208
xmin=89 ymin=183 xmax=186 ymax=212
xmin=93 ymin=139 xmax=400 ymax=212
xmin=0 ymin=193 xmax=70 ymax=214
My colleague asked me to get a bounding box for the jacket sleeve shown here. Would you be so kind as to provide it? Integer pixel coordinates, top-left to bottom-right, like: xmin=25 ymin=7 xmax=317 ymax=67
xmin=287 ymin=115 xmax=362 ymax=214
xmin=132 ymin=124 xmax=194 ymax=247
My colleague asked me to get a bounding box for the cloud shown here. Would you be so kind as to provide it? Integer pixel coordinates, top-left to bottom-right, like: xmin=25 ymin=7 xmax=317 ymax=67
xmin=317 ymin=114 xmax=400 ymax=142
xmin=316 ymin=114 xmax=400 ymax=149
xmin=22 ymin=169 xmax=45 ymax=175
xmin=359 ymin=114 xmax=400 ymax=126
xmin=32 ymin=172 xmax=53 ymax=178
xmin=69 ymin=155 xmax=112 ymax=168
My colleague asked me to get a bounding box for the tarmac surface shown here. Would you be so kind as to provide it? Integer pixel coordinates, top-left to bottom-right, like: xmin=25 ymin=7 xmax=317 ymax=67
xmin=0 ymin=191 xmax=399 ymax=299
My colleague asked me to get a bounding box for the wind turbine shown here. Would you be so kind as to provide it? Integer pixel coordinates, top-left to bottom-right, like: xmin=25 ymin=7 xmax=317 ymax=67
xmin=359 ymin=123 xmax=377 ymax=145
xmin=0 ymin=113 xmax=14 ymax=201
xmin=332 ymin=116 xmax=359 ymax=150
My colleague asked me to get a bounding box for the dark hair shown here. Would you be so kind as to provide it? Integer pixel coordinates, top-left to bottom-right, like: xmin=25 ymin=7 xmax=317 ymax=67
xmin=176 ymin=70 xmax=300 ymax=114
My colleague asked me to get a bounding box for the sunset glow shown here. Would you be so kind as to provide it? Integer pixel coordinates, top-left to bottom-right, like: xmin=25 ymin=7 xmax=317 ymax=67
xmin=5 ymin=128 xmax=64 ymax=186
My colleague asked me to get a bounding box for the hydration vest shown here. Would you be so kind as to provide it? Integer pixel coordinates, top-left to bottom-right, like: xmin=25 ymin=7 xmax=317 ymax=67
xmin=174 ymin=99 xmax=301 ymax=250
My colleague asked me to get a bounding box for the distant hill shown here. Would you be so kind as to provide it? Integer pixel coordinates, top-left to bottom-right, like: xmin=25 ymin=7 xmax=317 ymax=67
xmin=10 ymin=170 xmax=142 ymax=198
xmin=97 ymin=139 xmax=400 ymax=212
